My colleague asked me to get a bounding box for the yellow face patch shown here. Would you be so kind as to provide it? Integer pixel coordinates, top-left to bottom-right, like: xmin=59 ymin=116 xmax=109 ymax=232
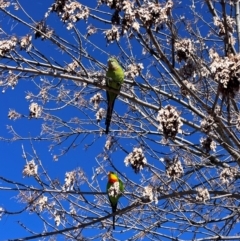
xmin=108 ymin=172 xmax=118 ymax=183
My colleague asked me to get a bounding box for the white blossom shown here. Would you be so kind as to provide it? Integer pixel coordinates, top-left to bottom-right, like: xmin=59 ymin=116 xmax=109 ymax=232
xmin=37 ymin=196 xmax=48 ymax=212
xmin=105 ymin=136 xmax=113 ymax=150
xmin=96 ymin=108 xmax=105 ymax=123
xmin=213 ymin=16 xmax=235 ymax=35
xmin=90 ymin=93 xmax=102 ymax=109
xmin=209 ymin=50 xmax=240 ymax=97
xmin=70 ymin=204 xmax=76 ymax=216
xmin=122 ymin=0 xmax=136 ymax=33
xmin=0 ymin=36 xmax=17 ymax=56
xmin=12 ymin=2 xmax=19 ymax=10
xmin=125 ymin=63 xmax=144 ymax=78
xmin=54 ymin=213 xmax=61 ymax=226
xmin=132 ymin=21 xmax=140 ymax=32
xmin=181 ymin=80 xmax=196 ymax=97
xmin=0 ymin=0 xmax=10 ymax=8
xmin=124 ymin=147 xmax=147 ymax=173
xmin=29 ymin=103 xmax=42 ymax=118
xmin=7 ymin=71 xmax=18 ymax=89
xmin=39 ymin=88 xmax=48 ymax=103
xmin=200 ymin=116 xmax=214 ymax=133
xmin=22 ymin=160 xmax=38 ymax=177
xmin=63 ymin=171 xmax=76 ymax=191
xmin=143 ymin=186 xmax=153 ymax=202
xmin=49 ymin=1 xmax=89 ymax=30
xmin=137 ymin=1 xmax=173 ymax=29
xmin=175 ymin=39 xmax=194 ymax=62
xmin=220 ymin=167 xmax=237 ymax=184
xmin=20 ymin=35 xmax=32 ymax=51
xmin=34 ymin=21 xmax=53 ymax=39
xmin=157 ymin=105 xmax=183 ymax=139
xmin=165 ymin=157 xmax=184 ymax=179
xmin=196 ymin=187 xmax=210 ymax=202
xmin=86 ymin=24 xmax=97 ymax=37
xmin=200 ymin=137 xmax=216 ymax=152
xmin=104 ymin=26 xmax=120 ymax=43
xmin=8 ymin=109 xmax=21 ymax=120
xmin=66 ymin=61 xmax=79 ymax=72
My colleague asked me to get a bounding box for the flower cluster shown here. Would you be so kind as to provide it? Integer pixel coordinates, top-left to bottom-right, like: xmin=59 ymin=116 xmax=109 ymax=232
xmin=213 ymin=16 xmax=235 ymax=36
xmin=22 ymin=160 xmax=38 ymax=177
xmin=209 ymin=49 xmax=240 ymax=97
xmin=52 ymin=211 xmax=65 ymax=226
xmin=200 ymin=116 xmax=214 ymax=133
xmin=34 ymin=21 xmax=53 ymax=39
xmin=142 ymin=186 xmax=153 ymax=202
xmin=121 ymin=0 xmax=135 ymax=33
xmin=125 ymin=63 xmax=144 ymax=78
xmin=6 ymin=71 xmax=18 ymax=89
xmin=124 ymin=147 xmax=147 ymax=173
xmin=200 ymin=137 xmax=216 ymax=153
xmin=54 ymin=212 xmax=61 ymax=226
xmin=98 ymin=0 xmax=123 ymax=10
xmin=0 ymin=36 xmax=17 ymax=56
xmin=63 ymin=171 xmax=76 ymax=191
xmin=142 ymin=186 xmax=157 ymax=204
xmin=220 ymin=167 xmax=237 ymax=184
xmin=86 ymin=25 xmax=97 ymax=37
xmin=108 ymin=181 xmax=121 ymax=198
xmin=157 ymin=105 xmax=183 ymax=139
xmin=49 ymin=0 xmax=89 ymax=30
xmin=196 ymin=187 xmax=210 ymax=202
xmin=66 ymin=60 xmax=79 ymax=73
xmin=65 ymin=3 xmax=89 ymax=30
xmin=20 ymin=35 xmax=32 ymax=51
xmin=38 ymin=88 xmax=49 ymax=104
xmin=49 ymin=0 xmax=67 ymax=13
xmin=175 ymin=39 xmax=194 ymax=62
xmin=104 ymin=26 xmax=120 ymax=43
xmin=101 ymin=0 xmax=173 ymax=36
xmin=36 ymin=196 xmax=48 ymax=212
xmin=181 ymin=80 xmax=196 ymax=97
xmin=29 ymin=103 xmax=42 ymax=118
xmin=96 ymin=108 xmax=105 ymax=123
xmin=0 ymin=0 xmax=10 ymax=8
xmin=136 ymin=1 xmax=173 ymax=30
xmin=105 ymin=136 xmax=113 ymax=150
xmin=165 ymin=157 xmax=184 ymax=179
xmin=8 ymin=109 xmax=21 ymax=120
xmin=90 ymin=93 xmax=102 ymax=109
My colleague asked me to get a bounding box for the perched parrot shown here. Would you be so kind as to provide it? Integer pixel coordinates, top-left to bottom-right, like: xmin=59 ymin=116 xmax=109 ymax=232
xmin=106 ymin=171 xmax=124 ymax=229
xmin=105 ymin=58 xmax=124 ymax=134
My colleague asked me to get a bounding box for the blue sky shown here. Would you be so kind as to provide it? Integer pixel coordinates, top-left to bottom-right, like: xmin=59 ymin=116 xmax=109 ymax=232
xmin=0 ymin=0 xmax=239 ymax=240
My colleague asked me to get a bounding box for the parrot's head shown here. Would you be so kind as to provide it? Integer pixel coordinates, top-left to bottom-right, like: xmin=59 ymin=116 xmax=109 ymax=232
xmin=108 ymin=171 xmax=119 ymax=183
xmin=108 ymin=58 xmax=119 ymax=70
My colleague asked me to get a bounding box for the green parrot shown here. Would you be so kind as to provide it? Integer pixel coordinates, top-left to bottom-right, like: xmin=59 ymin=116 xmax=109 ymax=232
xmin=105 ymin=58 xmax=124 ymax=134
xmin=106 ymin=171 xmax=124 ymax=229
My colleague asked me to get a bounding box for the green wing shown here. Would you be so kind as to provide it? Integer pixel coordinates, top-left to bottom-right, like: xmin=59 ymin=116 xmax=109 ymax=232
xmin=118 ymin=178 xmax=124 ymax=193
xmin=105 ymin=58 xmax=124 ymax=134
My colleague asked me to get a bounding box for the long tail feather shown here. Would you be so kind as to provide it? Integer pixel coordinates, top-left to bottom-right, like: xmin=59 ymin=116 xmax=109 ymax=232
xmin=112 ymin=204 xmax=117 ymax=230
xmin=105 ymin=100 xmax=115 ymax=134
